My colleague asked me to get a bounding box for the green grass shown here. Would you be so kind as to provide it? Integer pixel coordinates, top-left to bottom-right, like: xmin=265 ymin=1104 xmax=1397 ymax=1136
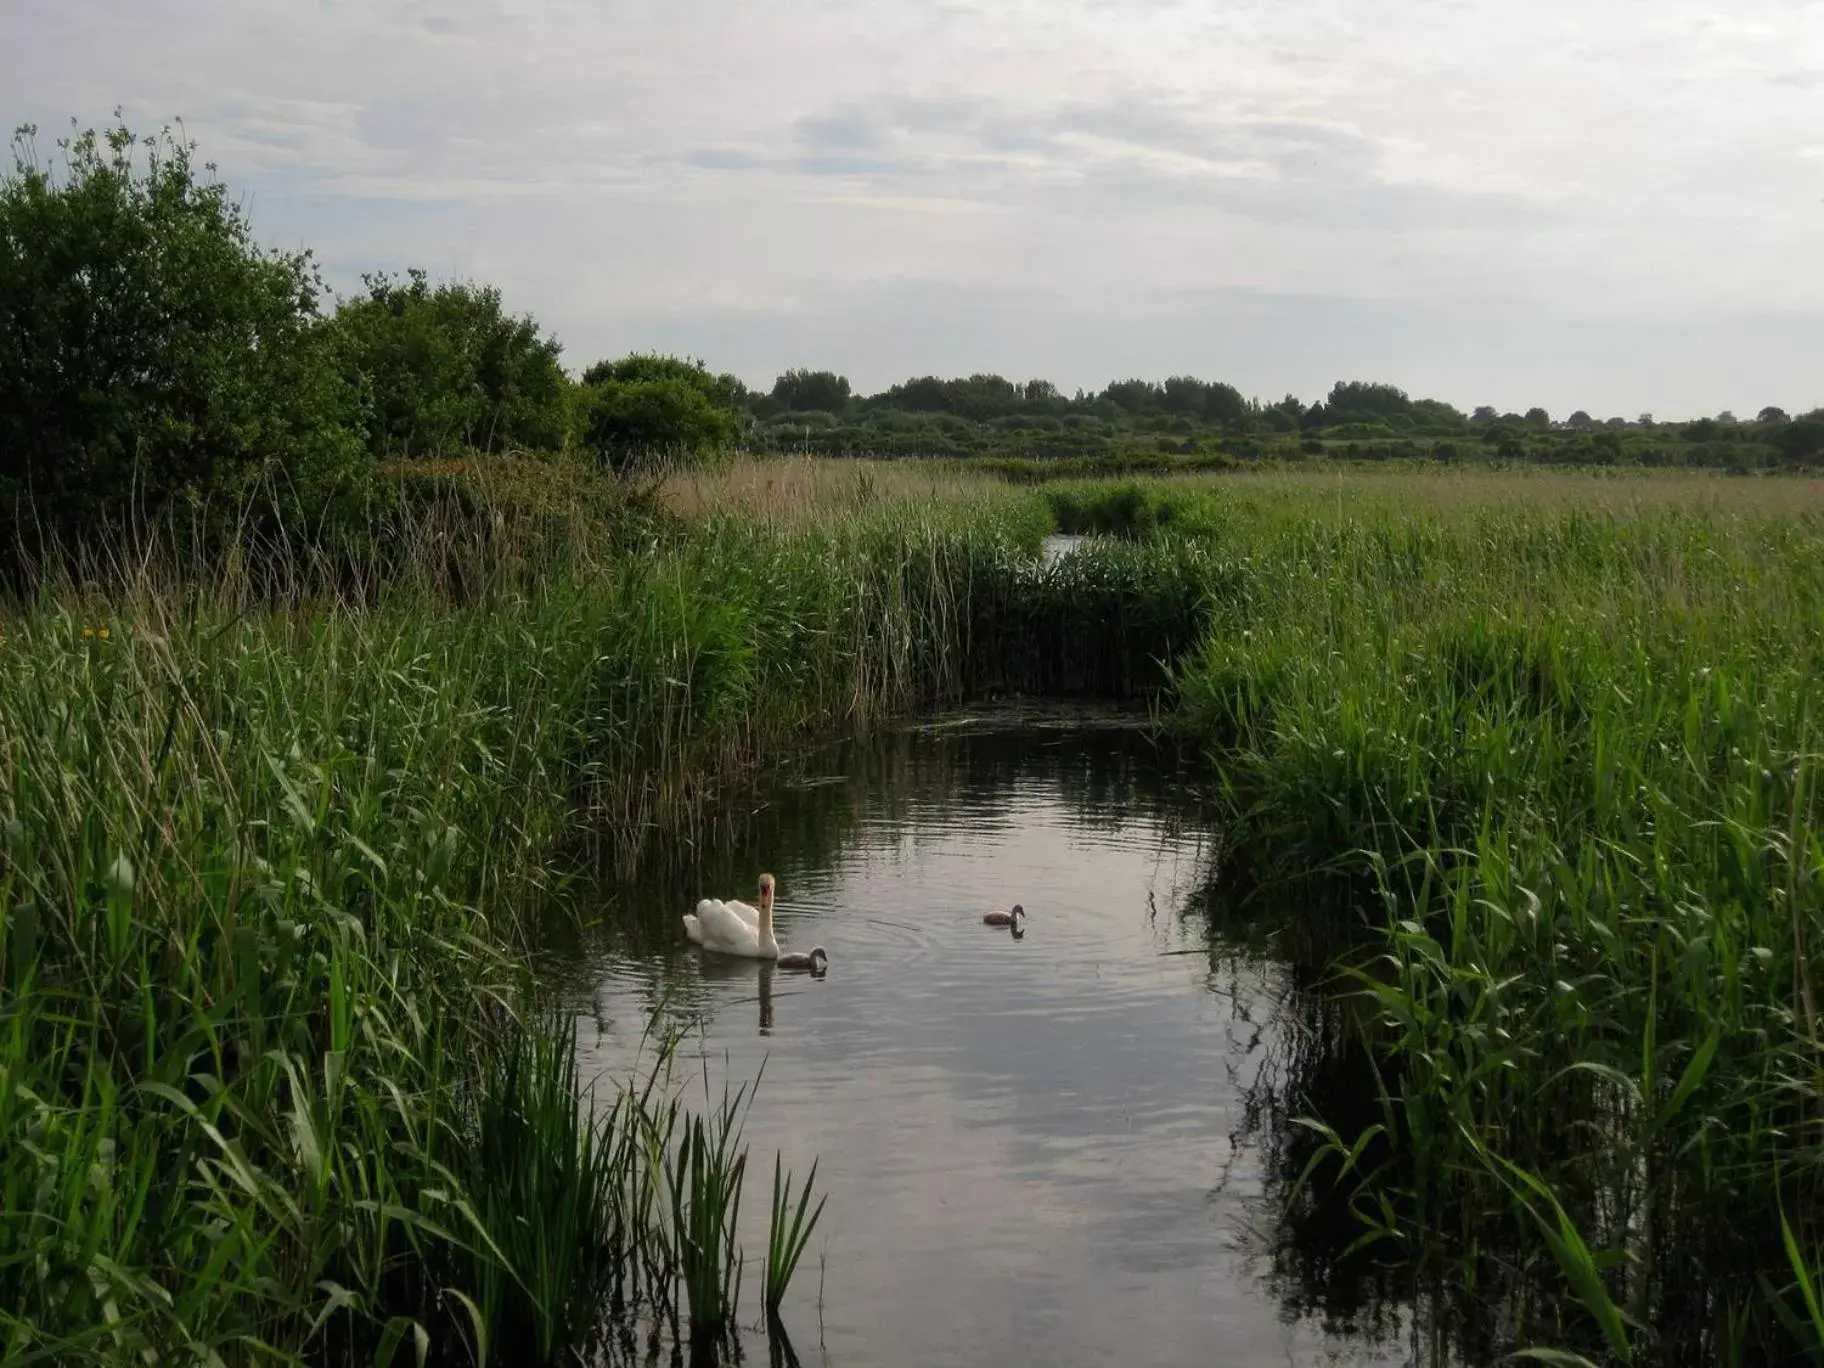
xmin=9 ymin=458 xmax=1822 ymax=1363
xmin=0 ymin=472 xmax=1210 ymax=1363
xmin=1130 ymin=475 xmax=1824 ymax=1363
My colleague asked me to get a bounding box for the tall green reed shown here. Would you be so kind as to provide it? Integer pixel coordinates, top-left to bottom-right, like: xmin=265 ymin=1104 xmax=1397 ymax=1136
xmin=763 ymin=1154 xmax=825 ymax=1320
xmin=1163 ymin=486 xmax=1824 ymax=1362
xmin=2 ymin=466 xmax=1224 ymax=1363
xmin=663 ymin=1079 xmax=751 ymax=1343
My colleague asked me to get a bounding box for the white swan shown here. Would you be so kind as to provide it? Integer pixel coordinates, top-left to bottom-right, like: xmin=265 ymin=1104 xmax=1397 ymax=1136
xmin=684 ymin=873 xmax=781 ymax=959
xmin=983 ymin=904 xmax=1025 ymax=928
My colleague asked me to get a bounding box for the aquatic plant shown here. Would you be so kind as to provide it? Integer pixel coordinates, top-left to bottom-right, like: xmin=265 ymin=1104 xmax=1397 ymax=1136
xmin=764 ymin=1153 xmax=826 ymax=1319
xmin=1163 ymin=478 xmax=1824 ymax=1362
xmin=13 ymin=451 xmax=1821 ymax=1361
xmin=0 ymin=462 xmax=1229 ymax=1360
xmin=663 ymin=1076 xmax=751 ymax=1343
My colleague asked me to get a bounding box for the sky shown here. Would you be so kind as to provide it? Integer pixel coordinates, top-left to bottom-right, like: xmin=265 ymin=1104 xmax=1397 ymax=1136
xmin=3 ymin=0 xmax=1822 ymax=417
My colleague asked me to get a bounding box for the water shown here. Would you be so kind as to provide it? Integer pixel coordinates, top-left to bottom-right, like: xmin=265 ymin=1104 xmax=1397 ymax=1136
xmin=564 ymin=708 xmax=1406 ymax=1366
xmin=1041 ymin=532 xmax=1086 ymax=567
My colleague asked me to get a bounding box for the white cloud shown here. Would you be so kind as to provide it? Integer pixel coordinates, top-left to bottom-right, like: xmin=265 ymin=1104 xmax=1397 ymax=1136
xmin=4 ymin=0 xmax=1824 ymax=412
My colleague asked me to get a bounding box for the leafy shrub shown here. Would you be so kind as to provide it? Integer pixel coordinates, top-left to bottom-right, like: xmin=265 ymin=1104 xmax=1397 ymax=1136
xmin=0 ymin=120 xmax=366 ymax=558
xmin=575 ymin=354 xmax=746 ymax=469
xmin=578 ymin=376 xmax=739 ymax=469
xmin=581 ymin=352 xmax=746 ymax=409
xmin=331 ymin=269 xmax=568 ymax=456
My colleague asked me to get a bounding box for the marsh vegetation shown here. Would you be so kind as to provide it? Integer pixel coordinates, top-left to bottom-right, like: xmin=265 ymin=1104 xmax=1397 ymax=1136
xmin=3 ymin=116 xmax=1821 ymax=1365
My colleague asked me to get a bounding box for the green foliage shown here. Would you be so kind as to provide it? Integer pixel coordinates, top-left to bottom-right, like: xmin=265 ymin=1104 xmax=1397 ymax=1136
xmin=331 ymin=268 xmax=568 ymax=457
xmin=1326 ymin=380 xmax=1412 ymax=421
xmin=578 ymin=375 xmax=740 ymax=469
xmin=1101 ymin=377 xmax=1160 ymax=415
xmin=739 ymin=367 xmax=1809 ymax=470
xmin=1776 ymin=416 xmax=1824 ymax=461
xmin=466 ymin=1015 xmax=630 ymax=1361
xmin=0 ymin=482 xmax=1097 ymax=1361
xmin=581 ymin=352 xmax=746 ymax=409
xmin=770 ymin=368 xmax=851 ymax=414
xmin=664 ymin=1081 xmax=750 ymax=1341
xmin=0 ymin=120 xmax=366 ymax=556
xmin=1164 ymin=483 xmax=1824 ymax=1361
xmin=575 ymin=354 xmax=746 ymax=469
xmin=764 ymin=1153 xmax=826 ymax=1318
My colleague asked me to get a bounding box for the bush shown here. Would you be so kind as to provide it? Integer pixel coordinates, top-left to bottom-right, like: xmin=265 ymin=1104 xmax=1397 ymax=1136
xmin=578 ymin=377 xmax=739 ymax=468
xmin=0 ymin=120 xmax=366 ymax=558
xmin=331 ymin=269 xmax=568 ymax=457
xmin=581 ymin=352 xmax=746 ymax=409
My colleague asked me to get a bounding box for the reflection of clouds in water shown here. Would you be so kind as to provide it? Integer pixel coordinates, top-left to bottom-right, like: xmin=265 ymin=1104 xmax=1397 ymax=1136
xmin=573 ymin=724 xmax=1402 ymax=1366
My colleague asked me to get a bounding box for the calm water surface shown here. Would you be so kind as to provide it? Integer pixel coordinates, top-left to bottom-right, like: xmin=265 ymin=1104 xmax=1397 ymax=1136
xmin=565 ymin=710 xmax=1405 ymax=1367
xmin=1041 ymin=532 xmax=1086 ymax=566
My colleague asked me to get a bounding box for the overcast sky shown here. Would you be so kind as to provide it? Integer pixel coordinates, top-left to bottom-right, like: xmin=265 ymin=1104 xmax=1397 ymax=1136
xmin=5 ymin=0 xmax=1822 ymax=416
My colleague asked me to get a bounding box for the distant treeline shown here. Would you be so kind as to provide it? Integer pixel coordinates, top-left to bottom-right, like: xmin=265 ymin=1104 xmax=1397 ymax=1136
xmin=4 ymin=119 xmax=1820 ymax=557
xmin=746 ymin=371 xmax=1824 ymax=470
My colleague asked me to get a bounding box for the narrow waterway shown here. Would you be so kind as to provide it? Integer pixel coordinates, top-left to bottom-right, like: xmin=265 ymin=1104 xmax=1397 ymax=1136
xmin=562 ymin=709 xmax=1406 ymax=1366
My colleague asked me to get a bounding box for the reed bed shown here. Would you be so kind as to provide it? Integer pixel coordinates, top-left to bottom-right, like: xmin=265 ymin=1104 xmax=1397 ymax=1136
xmin=1050 ymin=476 xmax=1824 ymax=1364
xmin=658 ymin=454 xmax=1011 ymax=527
xmin=12 ymin=455 xmax=1815 ymax=1363
xmin=0 ymin=472 xmax=1216 ymax=1364
xmin=1112 ymin=464 xmax=1824 ymax=521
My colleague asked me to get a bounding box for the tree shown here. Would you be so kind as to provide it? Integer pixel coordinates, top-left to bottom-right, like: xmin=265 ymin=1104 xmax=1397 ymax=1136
xmin=1775 ymin=417 xmax=1824 ymax=462
xmin=1159 ymin=375 xmax=1209 ymax=417
xmin=1523 ymin=407 xmax=1551 ymax=429
xmin=1566 ymin=410 xmax=1596 ymax=430
xmin=1471 ymin=405 xmax=1499 ymax=425
xmin=1325 ymin=381 xmax=1412 ymax=421
xmin=873 ymin=373 xmax=1021 ymax=421
xmin=582 ymin=353 xmax=746 ymax=409
xmin=1101 ymin=378 xmax=1162 ymax=415
xmin=1411 ymin=399 xmax=1468 ymax=432
xmin=1758 ymin=407 xmax=1788 ymax=424
xmin=0 ymin=119 xmax=364 ymax=555
xmin=770 ymin=368 xmax=850 ymax=414
xmin=577 ymin=378 xmax=738 ymax=468
xmin=1261 ymin=395 xmax=1302 ymax=433
xmin=332 ymin=270 xmax=568 ymax=456
xmin=576 ymin=352 xmax=744 ymax=467
xmin=1202 ymin=381 xmax=1247 ymax=424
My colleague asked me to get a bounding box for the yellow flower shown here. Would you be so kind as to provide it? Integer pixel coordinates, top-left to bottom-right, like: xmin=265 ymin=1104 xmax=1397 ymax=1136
xmin=98 ymin=627 xmax=110 ymax=640
xmin=82 ymin=626 xmax=94 ymax=638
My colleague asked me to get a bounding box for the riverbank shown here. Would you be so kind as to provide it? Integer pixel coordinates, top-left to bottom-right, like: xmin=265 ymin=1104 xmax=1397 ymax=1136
xmin=4 ymin=459 xmax=1821 ymax=1363
xmin=0 ymin=468 xmax=1211 ymax=1363
xmin=1067 ymin=472 xmax=1824 ymax=1364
